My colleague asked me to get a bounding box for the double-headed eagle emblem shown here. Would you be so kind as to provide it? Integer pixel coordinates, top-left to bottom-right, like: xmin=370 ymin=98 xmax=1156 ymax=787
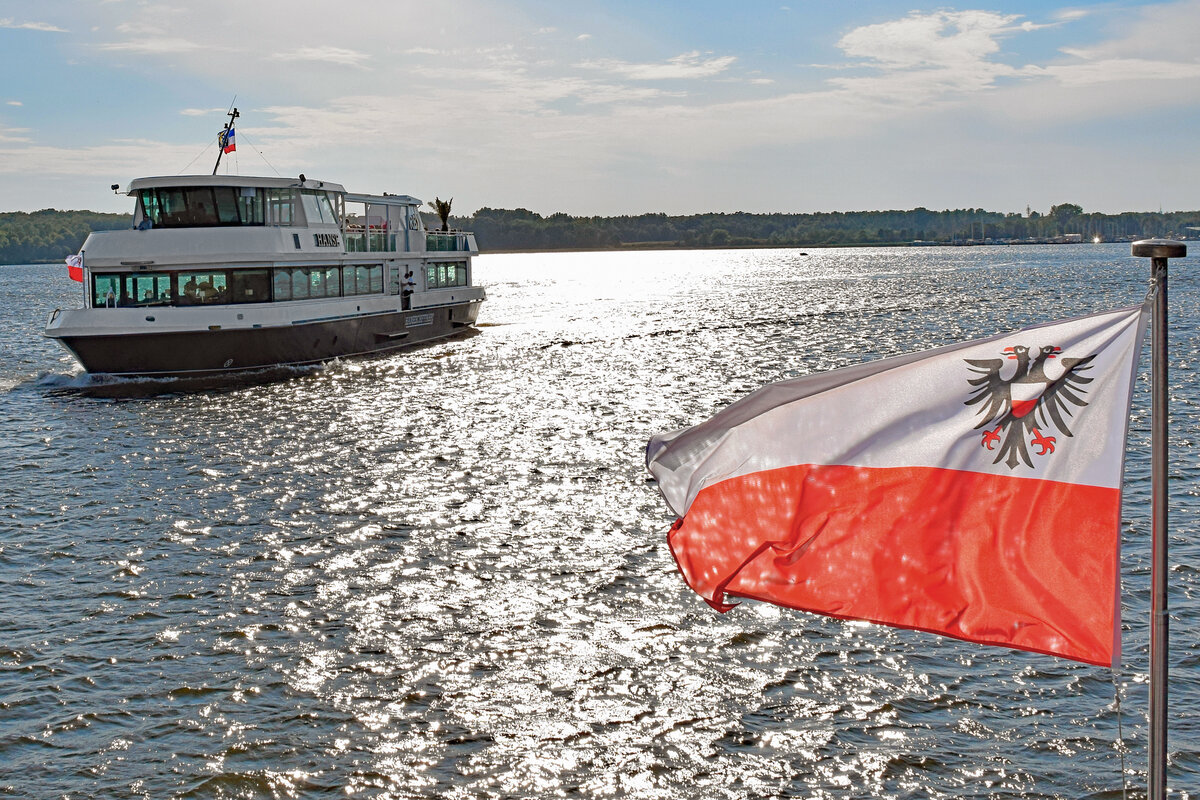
xmin=965 ymin=344 xmax=1095 ymax=469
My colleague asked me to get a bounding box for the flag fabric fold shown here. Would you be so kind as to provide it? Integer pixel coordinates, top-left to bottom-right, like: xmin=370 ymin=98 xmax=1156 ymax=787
xmin=65 ymin=253 xmax=83 ymax=282
xmin=647 ymin=305 xmax=1148 ymax=667
xmin=219 ymin=128 xmax=236 ymax=154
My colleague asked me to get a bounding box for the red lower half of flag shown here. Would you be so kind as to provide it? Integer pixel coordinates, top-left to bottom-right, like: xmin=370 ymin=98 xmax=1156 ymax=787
xmin=67 ymin=264 xmax=83 ymax=282
xmin=668 ymin=463 xmax=1120 ymax=666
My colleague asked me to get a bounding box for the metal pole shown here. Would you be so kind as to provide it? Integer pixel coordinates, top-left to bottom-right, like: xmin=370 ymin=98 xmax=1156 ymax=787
xmin=1131 ymin=238 xmax=1185 ymax=800
xmin=212 ymin=107 xmax=239 ymax=175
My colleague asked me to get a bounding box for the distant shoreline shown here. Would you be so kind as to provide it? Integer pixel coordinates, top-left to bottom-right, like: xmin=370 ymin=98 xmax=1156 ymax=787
xmin=476 ymin=239 xmax=1143 ymax=255
xmin=3 ymin=204 xmax=1195 ymax=264
xmin=0 ymin=237 xmax=1164 ymax=267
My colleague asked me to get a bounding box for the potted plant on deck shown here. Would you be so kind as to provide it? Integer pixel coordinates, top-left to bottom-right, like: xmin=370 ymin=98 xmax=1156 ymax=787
xmin=428 ymin=197 xmax=453 ymax=232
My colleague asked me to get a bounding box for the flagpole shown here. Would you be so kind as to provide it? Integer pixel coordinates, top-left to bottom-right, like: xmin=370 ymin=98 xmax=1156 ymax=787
xmin=1132 ymin=237 xmax=1185 ymax=800
xmin=212 ymin=107 xmax=239 ymax=175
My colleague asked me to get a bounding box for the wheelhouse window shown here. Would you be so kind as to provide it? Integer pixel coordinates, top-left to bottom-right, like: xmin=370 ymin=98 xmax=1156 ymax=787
xmin=301 ymin=190 xmax=339 ymax=225
xmin=266 ymin=189 xmax=298 ymax=225
xmin=138 ymin=187 xmax=265 ymax=228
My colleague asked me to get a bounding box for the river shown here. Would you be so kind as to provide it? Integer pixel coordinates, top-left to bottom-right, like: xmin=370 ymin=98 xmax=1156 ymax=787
xmin=1 ymin=244 xmax=1197 ymax=798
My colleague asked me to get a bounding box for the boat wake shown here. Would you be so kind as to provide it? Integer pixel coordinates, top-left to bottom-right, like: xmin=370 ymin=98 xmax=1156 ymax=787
xmin=19 ymin=363 xmax=327 ymax=398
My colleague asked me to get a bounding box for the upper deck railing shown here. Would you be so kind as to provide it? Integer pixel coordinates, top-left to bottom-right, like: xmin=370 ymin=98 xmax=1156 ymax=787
xmin=344 ymin=230 xmax=398 ymax=252
xmin=426 ymin=231 xmax=472 ymax=252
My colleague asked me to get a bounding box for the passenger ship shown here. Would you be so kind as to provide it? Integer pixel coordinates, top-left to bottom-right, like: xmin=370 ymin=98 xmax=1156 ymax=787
xmin=46 ymin=153 xmax=484 ymax=377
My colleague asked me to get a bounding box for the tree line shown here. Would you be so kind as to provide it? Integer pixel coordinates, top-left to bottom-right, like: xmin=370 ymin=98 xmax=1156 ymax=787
xmin=2 ymin=204 xmax=1198 ymax=264
xmin=455 ymin=203 xmax=1200 ymax=250
xmin=0 ymin=209 xmax=130 ymax=264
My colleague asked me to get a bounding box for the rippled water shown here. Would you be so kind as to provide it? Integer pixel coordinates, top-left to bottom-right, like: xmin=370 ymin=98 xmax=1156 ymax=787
xmin=1 ymin=245 xmax=1197 ymax=798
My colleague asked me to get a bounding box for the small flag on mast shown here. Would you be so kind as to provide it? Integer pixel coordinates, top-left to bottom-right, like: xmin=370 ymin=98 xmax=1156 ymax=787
xmin=219 ymin=127 xmax=236 ymax=154
xmin=647 ymin=305 xmax=1148 ymax=667
xmin=65 ymin=253 xmax=83 ymax=282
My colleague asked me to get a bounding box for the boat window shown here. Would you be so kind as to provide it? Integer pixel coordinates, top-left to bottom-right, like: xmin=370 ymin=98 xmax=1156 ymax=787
xmin=266 ymin=189 xmax=297 ymax=226
xmin=308 ymin=266 xmax=341 ymax=299
xmin=342 ymin=264 xmax=383 ymax=296
xmin=123 ymin=273 xmax=173 ymax=306
xmin=92 ymin=274 xmax=122 ymax=308
xmin=272 ymin=269 xmax=292 ymax=301
xmin=301 ymin=190 xmax=339 ymax=225
xmin=176 ymin=270 xmax=228 ymax=304
xmin=239 ymin=187 xmax=264 ymax=224
xmin=343 ymin=265 xmax=361 ymax=295
xmin=229 ymin=269 xmax=270 ymax=304
xmin=425 ymin=261 xmax=468 ymax=289
xmin=290 ymin=268 xmax=310 ymax=299
xmin=138 ymin=187 xmax=266 ymax=228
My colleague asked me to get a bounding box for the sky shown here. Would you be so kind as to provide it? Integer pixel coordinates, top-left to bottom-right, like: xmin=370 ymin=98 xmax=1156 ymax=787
xmin=1 ymin=0 xmax=1198 ymax=216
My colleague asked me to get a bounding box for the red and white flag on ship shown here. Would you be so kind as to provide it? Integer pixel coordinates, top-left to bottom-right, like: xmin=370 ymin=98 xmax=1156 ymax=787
xmin=647 ymin=305 xmax=1148 ymax=667
xmin=65 ymin=253 xmax=83 ymax=282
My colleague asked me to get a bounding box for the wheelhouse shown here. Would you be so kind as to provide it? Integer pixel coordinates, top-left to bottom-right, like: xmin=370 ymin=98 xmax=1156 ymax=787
xmin=129 ymin=176 xmax=346 ymax=231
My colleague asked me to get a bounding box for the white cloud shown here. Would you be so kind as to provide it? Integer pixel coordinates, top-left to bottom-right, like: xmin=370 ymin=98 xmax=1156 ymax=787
xmin=579 ymin=51 xmax=736 ymax=80
xmin=180 ymin=107 xmax=227 ymax=117
xmin=98 ymin=37 xmax=207 ymax=54
xmin=837 ymin=11 xmax=1024 ymax=70
xmin=1054 ymin=9 xmax=1091 ymax=22
xmin=0 ymin=18 xmax=67 ymax=33
xmin=0 ymin=140 xmax=199 ymax=177
xmin=0 ymin=124 xmax=31 ymax=143
xmin=270 ymin=46 xmax=373 ymax=69
xmin=6 ymin=101 xmax=22 ymax=107
xmin=1035 ymin=57 xmax=1200 ymax=87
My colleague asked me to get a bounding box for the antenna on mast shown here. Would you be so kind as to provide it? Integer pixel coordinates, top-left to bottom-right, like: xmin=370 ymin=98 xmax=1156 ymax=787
xmin=212 ymin=107 xmax=240 ymax=175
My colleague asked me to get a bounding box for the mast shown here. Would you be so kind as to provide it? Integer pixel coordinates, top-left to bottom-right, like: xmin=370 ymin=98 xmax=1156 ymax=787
xmin=1132 ymin=238 xmax=1186 ymax=800
xmin=212 ymin=107 xmax=240 ymax=175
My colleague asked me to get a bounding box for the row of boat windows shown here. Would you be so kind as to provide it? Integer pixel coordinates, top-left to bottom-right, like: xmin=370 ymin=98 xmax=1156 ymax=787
xmin=90 ymin=261 xmax=468 ymax=308
xmin=92 ymin=265 xmax=385 ymax=308
xmin=137 ymin=187 xmax=338 ymax=229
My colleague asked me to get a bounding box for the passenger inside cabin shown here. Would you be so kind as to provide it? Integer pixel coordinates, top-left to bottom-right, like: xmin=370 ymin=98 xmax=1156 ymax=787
xmin=142 ymin=289 xmax=155 ymax=303
xmin=182 ymin=278 xmax=198 ymax=303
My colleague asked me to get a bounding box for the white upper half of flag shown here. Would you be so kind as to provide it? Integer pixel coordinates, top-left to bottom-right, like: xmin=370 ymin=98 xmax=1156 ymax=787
xmin=648 ymin=304 xmax=1149 ymax=517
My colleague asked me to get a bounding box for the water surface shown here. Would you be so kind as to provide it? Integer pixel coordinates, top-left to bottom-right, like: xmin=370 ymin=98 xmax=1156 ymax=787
xmin=1 ymin=244 xmax=1197 ymax=798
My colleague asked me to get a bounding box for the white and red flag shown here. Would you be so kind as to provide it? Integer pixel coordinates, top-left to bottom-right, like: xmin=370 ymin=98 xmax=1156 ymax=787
xmin=647 ymin=305 xmax=1148 ymax=667
xmin=65 ymin=253 xmax=83 ymax=282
